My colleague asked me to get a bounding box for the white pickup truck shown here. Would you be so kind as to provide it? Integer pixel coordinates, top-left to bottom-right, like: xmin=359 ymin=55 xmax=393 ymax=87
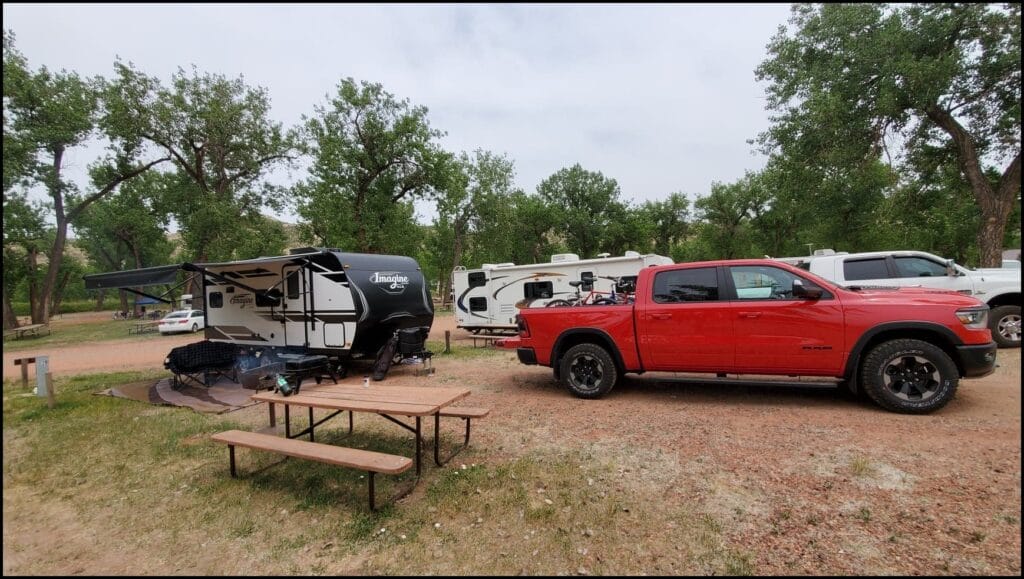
xmin=777 ymin=250 xmax=1021 ymax=348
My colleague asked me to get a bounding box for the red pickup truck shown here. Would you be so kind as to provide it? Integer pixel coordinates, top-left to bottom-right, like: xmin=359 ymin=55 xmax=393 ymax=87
xmin=498 ymin=259 xmax=997 ymax=413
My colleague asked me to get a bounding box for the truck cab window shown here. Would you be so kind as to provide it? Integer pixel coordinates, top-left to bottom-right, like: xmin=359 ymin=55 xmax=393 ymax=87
xmin=652 ymin=267 xmax=719 ymax=303
xmin=894 ymin=257 xmax=947 ymax=278
xmin=843 ymin=258 xmax=889 ymax=281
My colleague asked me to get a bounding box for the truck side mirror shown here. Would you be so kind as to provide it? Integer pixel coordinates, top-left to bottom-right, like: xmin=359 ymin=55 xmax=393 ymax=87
xmin=792 ymin=280 xmax=823 ymax=300
xmin=944 ymin=259 xmax=958 ymax=277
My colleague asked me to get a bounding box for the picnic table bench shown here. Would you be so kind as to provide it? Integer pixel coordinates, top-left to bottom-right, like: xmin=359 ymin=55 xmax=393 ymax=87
xmin=4 ymin=323 xmax=50 ymax=340
xmin=211 ymin=430 xmax=413 ymax=511
xmin=471 ymin=335 xmax=502 ymax=348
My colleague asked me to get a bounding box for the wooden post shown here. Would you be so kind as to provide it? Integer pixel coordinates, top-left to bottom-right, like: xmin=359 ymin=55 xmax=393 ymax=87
xmin=20 ymin=362 xmax=29 ymax=389
xmin=45 ymin=372 xmax=56 ymax=409
xmin=444 ymin=330 xmax=451 ymax=354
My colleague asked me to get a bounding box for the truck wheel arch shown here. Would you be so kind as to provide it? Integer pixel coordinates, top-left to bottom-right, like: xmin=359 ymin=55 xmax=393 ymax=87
xmin=551 ymin=329 xmax=626 ymax=377
xmin=844 ymin=322 xmax=965 ymax=380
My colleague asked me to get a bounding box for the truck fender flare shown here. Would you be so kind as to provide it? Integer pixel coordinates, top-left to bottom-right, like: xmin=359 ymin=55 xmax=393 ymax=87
xmin=551 ymin=329 xmax=627 ymax=375
xmin=843 ymin=321 xmax=964 ymax=380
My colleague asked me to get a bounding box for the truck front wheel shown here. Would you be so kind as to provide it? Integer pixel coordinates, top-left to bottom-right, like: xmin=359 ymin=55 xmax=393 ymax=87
xmin=560 ymin=343 xmax=619 ymax=399
xmin=990 ymin=305 xmax=1021 ymax=348
xmin=859 ymin=339 xmax=959 ymax=414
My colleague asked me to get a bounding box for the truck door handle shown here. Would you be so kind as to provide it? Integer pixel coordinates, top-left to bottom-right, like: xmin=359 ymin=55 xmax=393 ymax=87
xmin=650 ymin=313 xmax=673 ymax=320
xmin=738 ymin=311 xmax=761 ymax=319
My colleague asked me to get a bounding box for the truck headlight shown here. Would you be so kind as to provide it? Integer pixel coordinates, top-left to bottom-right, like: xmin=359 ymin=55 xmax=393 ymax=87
xmin=955 ymin=306 xmax=989 ymax=329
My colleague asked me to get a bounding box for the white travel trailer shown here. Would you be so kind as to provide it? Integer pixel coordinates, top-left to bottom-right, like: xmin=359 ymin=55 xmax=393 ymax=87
xmin=84 ymin=248 xmax=434 ymax=360
xmin=452 ymin=251 xmax=673 ymax=333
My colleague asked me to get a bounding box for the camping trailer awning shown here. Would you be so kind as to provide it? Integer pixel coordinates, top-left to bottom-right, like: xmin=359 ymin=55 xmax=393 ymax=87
xmin=83 ymin=264 xmax=184 ymax=290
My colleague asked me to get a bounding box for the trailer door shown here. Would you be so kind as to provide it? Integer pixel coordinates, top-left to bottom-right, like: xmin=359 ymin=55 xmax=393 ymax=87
xmin=282 ymin=265 xmax=309 ymax=347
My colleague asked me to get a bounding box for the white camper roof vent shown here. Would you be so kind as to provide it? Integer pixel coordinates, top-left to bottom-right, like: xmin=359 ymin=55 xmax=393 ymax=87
xmin=550 ymin=253 xmax=580 ymax=263
xmin=624 ymin=250 xmax=640 ymax=257
xmin=597 ymin=252 xmax=611 ymax=258
xmin=813 ymin=249 xmax=837 ymax=256
xmin=481 ymin=262 xmax=515 ymax=270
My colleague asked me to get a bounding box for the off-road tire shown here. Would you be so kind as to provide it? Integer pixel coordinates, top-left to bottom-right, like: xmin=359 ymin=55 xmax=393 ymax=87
xmin=859 ymin=338 xmax=959 ymax=414
xmin=559 ymin=343 xmax=619 ymax=399
xmin=990 ymin=305 xmax=1021 ymax=348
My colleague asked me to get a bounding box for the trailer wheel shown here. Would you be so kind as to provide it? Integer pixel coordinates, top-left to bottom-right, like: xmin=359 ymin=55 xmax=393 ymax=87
xmin=560 ymin=343 xmax=619 ymax=399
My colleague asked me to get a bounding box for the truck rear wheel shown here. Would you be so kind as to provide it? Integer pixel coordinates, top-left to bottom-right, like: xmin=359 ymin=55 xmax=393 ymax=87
xmin=990 ymin=305 xmax=1021 ymax=348
xmin=560 ymin=343 xmax=619 ymax=399
xmin=859 ymin=339 xmax=959 ymax=414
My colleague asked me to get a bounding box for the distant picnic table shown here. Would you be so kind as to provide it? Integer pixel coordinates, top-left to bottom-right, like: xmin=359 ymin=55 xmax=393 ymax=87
xmin=129 ymin=320 xmax=160 ymax=335
xmin=3 ymin=323 xmax=51 ymax=340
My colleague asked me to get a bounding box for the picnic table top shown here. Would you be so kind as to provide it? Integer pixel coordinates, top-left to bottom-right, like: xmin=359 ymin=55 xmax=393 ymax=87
xmin=18 ymin=323 xmax=47 ymax=331
xmin=251 ymin=384 xmax=471 ymax=417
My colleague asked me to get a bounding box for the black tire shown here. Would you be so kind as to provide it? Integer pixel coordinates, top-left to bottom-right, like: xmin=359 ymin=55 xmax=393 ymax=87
xmin=559 ymin=343 xmax=619 ymax=399
xmin=989 ymin=305 xmax=1021 ymax=348
xmin=592 ymin=298 xmax=617 ymax=305
xmin=191 ymin=323 xmax=199 ymax=333
xmin=546 ymin=299 xmax=572 ymax=308
xmin=859 ymin=339 xmax=959 ymax=414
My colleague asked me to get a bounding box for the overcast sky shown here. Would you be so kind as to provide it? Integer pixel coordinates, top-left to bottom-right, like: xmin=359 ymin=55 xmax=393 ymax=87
xmin=3 ymin=3 xmax=794 ymax=223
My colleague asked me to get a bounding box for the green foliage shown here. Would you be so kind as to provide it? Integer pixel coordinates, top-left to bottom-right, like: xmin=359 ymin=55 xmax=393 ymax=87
xmin=297 ymin=78 xmax=452 ymax=254
xmin=536 ymin=164 xmax=627 ymax=258
xmin=755 ymin=3 xmax=1021 ymax=266
xmin=105 ymin=62 xmax=298 ymax=265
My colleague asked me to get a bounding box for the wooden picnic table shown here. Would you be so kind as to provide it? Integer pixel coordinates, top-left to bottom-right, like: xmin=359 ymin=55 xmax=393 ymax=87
xmin=250 ymin=383 xmax=472 ymax=477
xmin=128 ymin=320 xmax=160 ymax=335
xmin=5 ymin=323 xmax=51 ymax=340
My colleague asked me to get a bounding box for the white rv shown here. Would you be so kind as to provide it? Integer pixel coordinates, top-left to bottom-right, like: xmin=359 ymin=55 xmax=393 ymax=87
xmin=452 ymin=251 xmax=673 ymax=333
xmin=84 ymin=248 xmax=435 ymax=360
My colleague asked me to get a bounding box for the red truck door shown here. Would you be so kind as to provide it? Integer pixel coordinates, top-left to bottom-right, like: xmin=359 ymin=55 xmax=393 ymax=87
xmin=637 ymin=265 xmax=735 ymax=371
xmin=724 ymin=264 xmax=845 ymax=375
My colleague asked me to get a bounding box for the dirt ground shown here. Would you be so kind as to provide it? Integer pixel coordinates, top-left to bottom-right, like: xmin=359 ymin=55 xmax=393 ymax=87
xmin=3 ymin=311 xmax=1021 ymax=574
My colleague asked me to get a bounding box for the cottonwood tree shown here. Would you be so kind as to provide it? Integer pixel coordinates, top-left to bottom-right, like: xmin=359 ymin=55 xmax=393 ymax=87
xmin=3 ymin=32 xmax=169 ymax=324
xmin=757 ymin=3 xmax=1021 ymax=266
xmin=105 ymin=62 xmax=298 ymax=295
xmin=298 ymin=78 xmax=452 ymax=254
xmin=536 ymin=164 xmax=627 ymax=258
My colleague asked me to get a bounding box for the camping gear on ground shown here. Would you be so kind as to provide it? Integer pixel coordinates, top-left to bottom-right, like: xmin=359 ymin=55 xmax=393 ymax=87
xmin=164 ymin=340 xmax=240 ymax=389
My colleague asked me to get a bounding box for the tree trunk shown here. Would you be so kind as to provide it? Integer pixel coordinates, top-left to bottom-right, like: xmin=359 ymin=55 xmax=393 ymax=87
xmin=33 ymin=146 xmax=67 ymax=325
xmin=132 ymin=244 xmax=143 ymax=316
xmin=2 ymin=285 xmax=18 ymax=330
xmin=119 ymin=289 xmax=129 ymax=316
xmin=94 ymin=289 xmax=106 ymax=311
xmin=27 ymin=248 xmax=40 ymax=324
xmin=927 ymin=107 xmax=1020 ymax=267
xmin=51 ymin=270 xmax=71 ymax=318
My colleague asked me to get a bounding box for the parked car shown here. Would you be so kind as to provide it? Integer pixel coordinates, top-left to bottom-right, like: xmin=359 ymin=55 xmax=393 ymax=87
xmin=158 ymin=309 xmax=206 ymax=335
xmin=775 ymin=249 xmax=1021 ymax=348
xmin=499 ymin=259 xmax=997 ymax=414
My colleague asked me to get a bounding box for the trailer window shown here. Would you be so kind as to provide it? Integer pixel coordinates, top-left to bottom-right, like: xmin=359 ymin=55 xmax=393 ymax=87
xmin=209 ymin=292 xmax=223 ymax=308
xmin=468 ymin=272 xmax=486 ymax=288
xmin=286 ymin=271 xmax=300 ymax=299
xmin=652 ymin=267 xmax=719 ymax=303
xmin=524 ymin=281 xmax=553 ymax=299
xmin=469 ymin=297 xmax=487 ymax=312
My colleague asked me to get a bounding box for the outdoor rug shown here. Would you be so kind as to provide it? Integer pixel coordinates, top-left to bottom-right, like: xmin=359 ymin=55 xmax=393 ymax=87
xmin=97 ymin=376 xmax=260 ymax=414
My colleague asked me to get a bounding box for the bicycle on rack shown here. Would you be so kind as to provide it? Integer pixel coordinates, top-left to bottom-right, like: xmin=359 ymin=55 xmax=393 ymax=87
xmin=546 ymin=275 xmax=621 ymax=307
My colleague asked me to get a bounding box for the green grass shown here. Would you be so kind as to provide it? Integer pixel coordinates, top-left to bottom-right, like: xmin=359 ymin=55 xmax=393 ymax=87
xmin=2 ymin=317 xmax=179 ymax=352
xmin=3 ymin=369 xmax=754 ymax=575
